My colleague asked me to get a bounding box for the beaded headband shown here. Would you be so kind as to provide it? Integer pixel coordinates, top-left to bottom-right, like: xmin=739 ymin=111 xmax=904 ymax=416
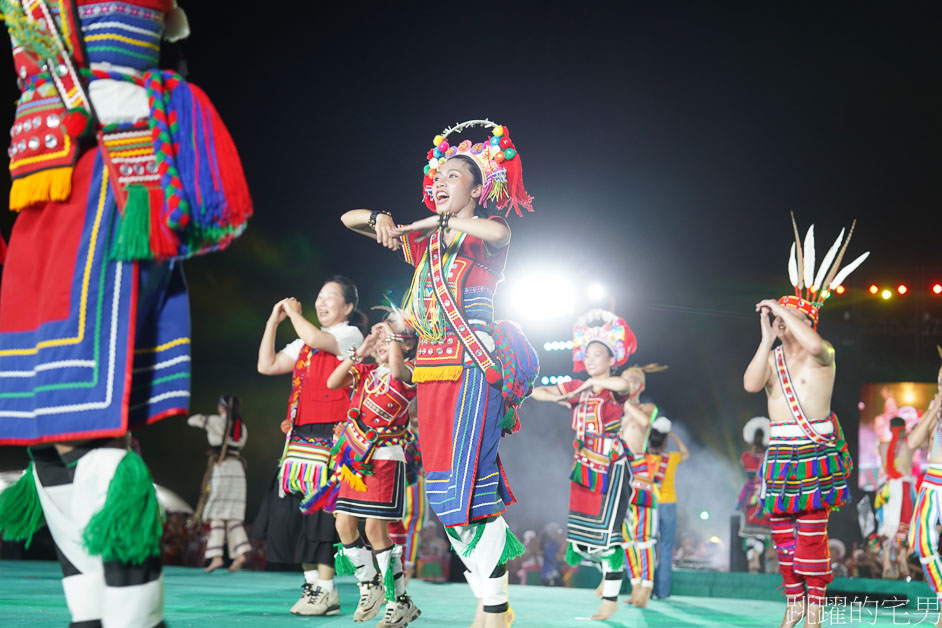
xmin=571 ymin=309 xmax=636 ymax=373
xmin=422 ymin=119 xmax=533 ymax=217
xmin=781 ymin=213 xmax=869 ymax=329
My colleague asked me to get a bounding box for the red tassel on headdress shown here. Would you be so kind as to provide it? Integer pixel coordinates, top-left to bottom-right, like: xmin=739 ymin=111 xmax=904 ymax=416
xmin=497 ymin=139 xmax=534 ymax=218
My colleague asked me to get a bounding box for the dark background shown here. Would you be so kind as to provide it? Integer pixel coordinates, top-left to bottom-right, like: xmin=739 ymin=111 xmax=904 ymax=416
xmin=3 ymin=2 xmax=942 ymax=554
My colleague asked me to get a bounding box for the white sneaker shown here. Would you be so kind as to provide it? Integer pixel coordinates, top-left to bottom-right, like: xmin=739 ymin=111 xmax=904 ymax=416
xmin=289 ymin=583 xmax=313 ymax=614
xmin=375 ymin=595 xmax=421 ymax=628
xmin=292 ymin=585 xmax=340 ymax=616
xmin=354 ymin=576 xmax=385 ymax=622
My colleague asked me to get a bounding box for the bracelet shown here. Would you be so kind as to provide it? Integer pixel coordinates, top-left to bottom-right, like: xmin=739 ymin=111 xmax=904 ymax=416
xmin=368 ymin=210 xmax=391 ymax=229
xmin=347 ymin=345 xmax=363 ymax=363
xmin=384 ymin=334 xmax=405 ymax=344
xmin=437 ymin=212 xmax=451 ymax=230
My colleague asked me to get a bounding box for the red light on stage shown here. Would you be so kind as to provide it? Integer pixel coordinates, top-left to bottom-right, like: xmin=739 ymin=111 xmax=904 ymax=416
xmin=897 ymin=284 xmax=908 ymax=295
xmin=868 ymin=285 xmax=879 ymax=295
xmin=835 ymin=285 xmax=846 ymax=295
xmin=933 ymin=283 xmax=942 ymax=295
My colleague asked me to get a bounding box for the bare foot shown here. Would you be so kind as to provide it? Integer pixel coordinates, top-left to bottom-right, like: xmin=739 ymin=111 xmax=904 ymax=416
xmin=469 ymin=599 xmax=485 ymax=628
xmin=228 ymin=553 xmax=247 ymax=572
xmin=778 ymin=599 xmax=805 ymax=628
xmin=633 ymin=585 xmax=653 ymax=609
xmin=204 ymin=557 xmax=224 ymax=573
xmin=590 ymin=599 xmax=618 ymax=621
xmin=482 ymin=608 xmax=514 ymax=628
xmin=623 ymin=584 xmax=639 ymax=605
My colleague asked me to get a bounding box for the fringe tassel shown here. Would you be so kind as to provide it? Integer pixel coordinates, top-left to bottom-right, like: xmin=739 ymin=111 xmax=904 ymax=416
xmin=9 ymin=167 xmax=73 ymax=211
xmin=498 ymin=407 xmax=520 ymax=434
xmin=334 ymin=542 xmax=356 ymax=576
xmin=497 ymin=149 xmax=533 ymax=218
xmin=462 ymin=523 xmax=486 ymax=558
xmin=411 ymin=365 xmax=463 ymax=382
xmin=82 ymin=452 xmax=162 ymax=564
xmin=564 ymin=543 xmax=582 ymax=566
xmin=299 ymin=479 xmax=339 ymax=515
xmin=110 ymin=185 xmax=153 ymax=261
xmin=339 ymin=465 xmax=368 ymax=492
xmin=498 ymin=528 xmax=525 ymax=566
xmin=604 ymin=547 xmax=625 ymax=572
xmin=0 ymin=462 xmax=45 ymax=549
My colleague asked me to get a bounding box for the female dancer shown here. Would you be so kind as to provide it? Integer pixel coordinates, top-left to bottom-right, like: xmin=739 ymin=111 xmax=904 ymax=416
xmin=254 ymin=276 xmax=365 ymax=616
xmin=341 ymin=120 xmax=537 ymax=628
xmin=188 ymin=394 xmax=251 ymax=572
xmin=737 ymin=417 xmax=772 ymax=573
xmin=530 ymin=309 xmax=638 ymax=620
xmin=319 ymin=317 xmax=420 ymax=626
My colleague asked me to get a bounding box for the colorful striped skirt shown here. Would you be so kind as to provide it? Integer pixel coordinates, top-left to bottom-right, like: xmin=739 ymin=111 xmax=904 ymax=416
xmin=760 ymin=427 xmax=851 ymax=515
xmin=567 ymin=457 xmax=629 ymax=551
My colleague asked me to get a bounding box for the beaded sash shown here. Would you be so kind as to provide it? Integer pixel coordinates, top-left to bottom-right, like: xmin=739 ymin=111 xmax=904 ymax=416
xmin=773 ymin=345 xmax=831 ymax=445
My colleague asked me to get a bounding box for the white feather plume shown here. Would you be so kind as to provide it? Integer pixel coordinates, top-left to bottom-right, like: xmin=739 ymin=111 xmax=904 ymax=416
xmin=788 ymin=243 xmax=798 ymax=287
xmin=803 ymin=225 xmax=816 ymax=290
xmin=812 ymin=228 xmax=844 ymax=291
xmin=828 ymin=251 xmax=870 ymax=289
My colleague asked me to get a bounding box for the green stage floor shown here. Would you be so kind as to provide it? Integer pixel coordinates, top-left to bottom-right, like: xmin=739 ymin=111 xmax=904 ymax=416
xmin=0 ymin=560 xmax=937 ymax=626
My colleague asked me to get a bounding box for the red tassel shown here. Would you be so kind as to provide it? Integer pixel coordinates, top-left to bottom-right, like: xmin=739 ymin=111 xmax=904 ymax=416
xmin=422 ymin=175 xmax=435 ymax=211
xmin=186 ymin=84 xmax=253 ymax=228
xmin=147 ymin=187 xmax=179 ymax=258
xmin=62 ymin=109 xmax=90 ymax=139
xmin=498 ymin=149 xmax=534 ymax=218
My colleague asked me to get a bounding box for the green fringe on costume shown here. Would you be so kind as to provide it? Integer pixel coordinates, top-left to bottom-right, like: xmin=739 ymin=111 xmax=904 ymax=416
xmin=0 ymin=462 xmax=45 ymax=549
xmin=498 ymin=528 xmax=526 ymax=566
xmin=498 ymin=407 xmax=518 ymax=431
xmin=384 ymin=556 xmax=396 ymax=602
xmin=445 ymin=526 xmax=460 ymax=541
xmin=565 ymin=542 xmax=582 ymax=567
xmin=82 ymin=452 xmax=162 ymax=564
xmin=603 ymin=547 xmax=624 ymax=571
xmin=462 ymin=523 xmax=486 ymax=557
xmin=334 ymin=543 xmax=356 ymax=576
xmin=109 ymin=186 xmax=153 ymax=261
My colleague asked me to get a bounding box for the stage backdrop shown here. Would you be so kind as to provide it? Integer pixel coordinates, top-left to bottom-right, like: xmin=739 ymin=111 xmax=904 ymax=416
xmin=857 ymin=381 xmax=935 ymax=491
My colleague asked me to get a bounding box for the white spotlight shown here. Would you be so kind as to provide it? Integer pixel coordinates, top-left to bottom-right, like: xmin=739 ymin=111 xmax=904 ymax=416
xmin=510 ymin=272 xmax=576 ymax=321
xmin=587 ymin=283 xmax=606 ymax=302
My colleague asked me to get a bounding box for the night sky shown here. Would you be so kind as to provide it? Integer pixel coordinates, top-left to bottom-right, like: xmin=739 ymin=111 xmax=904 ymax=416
xmin=2 ymin=3 xmax=942 ymax=548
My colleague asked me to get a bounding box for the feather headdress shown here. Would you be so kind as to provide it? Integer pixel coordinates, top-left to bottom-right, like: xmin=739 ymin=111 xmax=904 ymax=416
xmin=780 ymin=213 xmax=869 ymax=328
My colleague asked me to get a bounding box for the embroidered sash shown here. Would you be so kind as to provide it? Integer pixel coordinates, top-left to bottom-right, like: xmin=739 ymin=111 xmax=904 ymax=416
xmin=773 ymin=345 xmax=831 ymax=444
xmin=428 ymin=229 xmax=501 ymax=385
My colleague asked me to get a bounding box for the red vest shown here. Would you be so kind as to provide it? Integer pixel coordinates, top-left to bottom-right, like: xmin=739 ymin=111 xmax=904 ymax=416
xmin=292 ymin=349 xmax=351 ymax=426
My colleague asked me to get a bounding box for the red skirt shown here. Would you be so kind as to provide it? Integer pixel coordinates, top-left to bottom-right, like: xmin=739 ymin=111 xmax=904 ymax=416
xmin=334 ymin=458 xmax=406 ymax=520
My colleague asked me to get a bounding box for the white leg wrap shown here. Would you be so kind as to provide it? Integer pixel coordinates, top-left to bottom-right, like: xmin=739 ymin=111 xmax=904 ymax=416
xmin=464 ymin=570 xmax=483 ymax=599
xmin=102 ymin=574 xmax=164 ymax=628
xmin=482 ymin=570 xmax=508 ymax=607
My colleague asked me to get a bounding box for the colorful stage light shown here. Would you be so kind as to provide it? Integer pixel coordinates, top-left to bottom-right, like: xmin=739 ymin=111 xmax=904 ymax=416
xmin=881 ymin=289 xmax=892 ymax=300
xmin=835 ymin=285 xmax=846 ymax=295
xmin=897 ymin=284 xmax=908 ymax=295
xmin=869 ymin=284 xmax=879 ymax=295
xmin=933 ymin=283 xmax=942 ymax=295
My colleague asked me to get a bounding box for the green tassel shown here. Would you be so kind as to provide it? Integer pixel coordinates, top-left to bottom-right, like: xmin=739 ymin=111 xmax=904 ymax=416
xmin=110 ymin=185 xmax=154 ymax=261
xmin=462 ymin=522 xmax=486 ymax=557
xmin=384 ymin=557 xmax=396 ymax=602
xmin=497 ymin=528 xmax=526 ymax=566
xmin=0 ymin=462 xmax=45 ymax=549
xmin=334 ymin=543 xmax=356 ymax=576
xmin=498 ymin=407 xmax=517 ymax=431
xmin=82 ymin=452 xmax=162 ymax=564
xmin=565 ymin=542 xmax=582 ymax=566
xmin=445 ymin=526 xmax=460 ymax=541
xmin=604 ymin=547 xmax=624 ymax=571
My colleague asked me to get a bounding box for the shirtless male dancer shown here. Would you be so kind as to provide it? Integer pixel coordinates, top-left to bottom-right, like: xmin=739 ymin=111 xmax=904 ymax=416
xmin=742 ymin=218 xmax=865 ymax=628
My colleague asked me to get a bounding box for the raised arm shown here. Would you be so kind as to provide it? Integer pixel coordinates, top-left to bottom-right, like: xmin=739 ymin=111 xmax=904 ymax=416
xmin=530 ymin=386 xmax=567 ymax=403
xmin=341 ymin=209 xmax=401 ymax=251
xmin=391 ymin=215 xmax=512 ymax=249
xmin=907 ymin=389 xmax=942 ymax=450
xmin=377 ymin=323 xmax=413 ymax=383
xmin=669 ymin=432 xmax=690 ymax=462
xmin=759 ymin=299 xmax=833 ymax=366
xmin=257 ymin=300 xmax=296 ymax=375
xmin=563 ymin=375 xmax=631 ymax=400
xmin=743 ymin=305 xmax=775 ymax=393
xmin=282 ymin=298 xmax=342 ymax=355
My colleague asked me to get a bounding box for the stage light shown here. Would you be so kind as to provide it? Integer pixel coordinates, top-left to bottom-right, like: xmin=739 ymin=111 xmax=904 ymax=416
xmin=897 ymin=284 xmax=908 ymax=295
xmin=587 ymin=283 xmax=606 ymax=302
xmin=549 ymin=376 xmax=558 ymax=384
xmin=699 ymin=510 xmax=709 ymax=521
xmin=933 ymin=283 xmax=942 ymax=295
xmin=510 ymin=272 xmax=575 ymax=321
xmin=881 ymin=289 xmax=892 ymax=300
xmin=868 ymin=285 xmax=879 ymax=295
xmin=540 ymin=376 xmax=549 ymax=385
xmin=835 ymin=285 xmax=846 ymax=295
xmin=543 ymin=342 xmax=552 ymax=352
xmin=709 ymin=536 xmax=721 ymax=544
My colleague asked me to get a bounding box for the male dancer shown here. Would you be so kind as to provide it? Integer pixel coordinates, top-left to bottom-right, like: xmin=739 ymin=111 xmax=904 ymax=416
xmin=743 ymin=218 xmax=863 ymax=628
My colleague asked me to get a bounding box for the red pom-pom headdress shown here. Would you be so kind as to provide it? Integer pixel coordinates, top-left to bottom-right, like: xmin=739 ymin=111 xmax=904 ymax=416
xmin=571 ymin=309 xmax=636 ymax=373
xmin=422 ymin=119 xmax=533 ymax=217
xmin=780 ymin=213 xmax=869 ymax=329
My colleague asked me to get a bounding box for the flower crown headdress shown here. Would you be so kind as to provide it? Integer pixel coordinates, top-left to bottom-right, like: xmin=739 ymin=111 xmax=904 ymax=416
xmin=422 ymin=119 xmax=533 ymax=217
xmin=571 ymin=309 xmax=636 ymax=372
xmin=780 ymin=212 xmax=869 ymax=328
